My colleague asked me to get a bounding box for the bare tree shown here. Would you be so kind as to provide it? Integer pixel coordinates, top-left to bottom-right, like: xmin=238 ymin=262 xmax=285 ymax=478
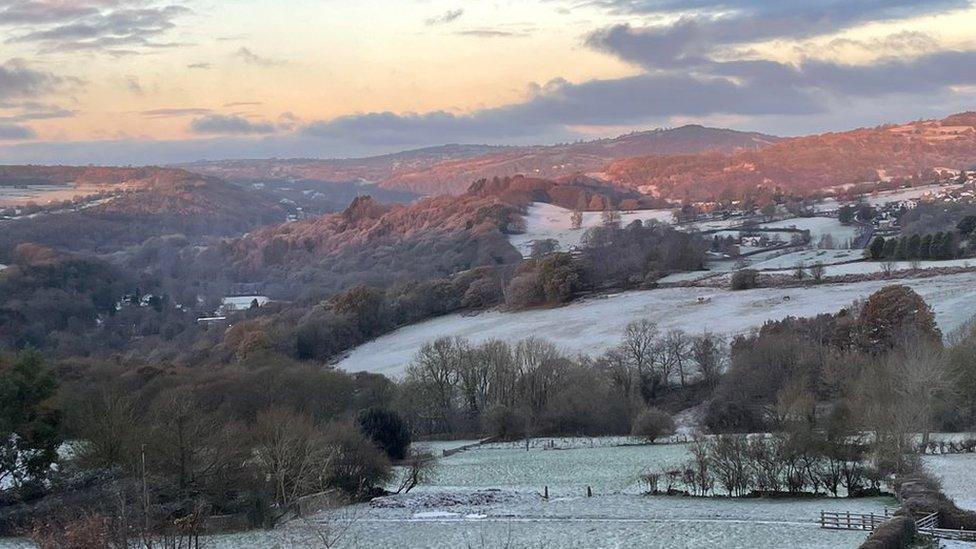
xmin=407 ymin=337 xmax=466 ymax=428
xmin=393 ymin=448 xmax=438 ymax=494
xmin=622 ymin=319 xmax=658 ymax=378
xmin=664 ymin=329 xmax=692 ymax=387
xmin=691 ymin=332 xmax=726 ymax=384
xmin=570 ymin=209 xmax=583 ymax=230
xmin=601 ymin=198 xmax=621 ymax=227
xmin=809 ymin=261 xmax=825 ymax=282
xmin=252 ymin=407 xmax=330 ymax=507
xmin=889 ymin=338 xmax=954 ymax=446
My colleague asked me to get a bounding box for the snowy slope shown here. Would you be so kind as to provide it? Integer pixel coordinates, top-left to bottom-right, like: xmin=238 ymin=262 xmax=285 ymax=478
xmin=338 ymin=272 xmax=976 ymax=377
xmin=509 ymin=203 xmax=675 ymax=257
xmin=760 ymin=217 xmax=861 ymax=245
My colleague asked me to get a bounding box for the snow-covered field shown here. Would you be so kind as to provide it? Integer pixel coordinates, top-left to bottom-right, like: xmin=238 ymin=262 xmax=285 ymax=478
xmin=924 ymin=453 xmax=976 ymax=511
xmin=339 ymin=272 xmax=976 ymax=377
xmin=863 ymin=183 xmax=964 ymax=206
xmin=761 ymin=258 xmax=976 ymax=278
xmin=208 ymin=440 xmax=894 ymax=549
xmin=509 ymin=202 xmax=675 ymax=257
xmin=749 ymin=249 xmax=862 ymax=270
xmin=760 ymin=217 xmax=861 ymax=245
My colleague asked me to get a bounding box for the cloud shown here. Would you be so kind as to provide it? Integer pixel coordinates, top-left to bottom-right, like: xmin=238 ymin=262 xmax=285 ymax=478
xmin=587 ymin=24 xmax=976 ymax=99
xmin=0 ymin=123 xmax=37 ymax=140
xmin=0 ymin=101 xmax=75 ymax=122
xmin=0 ymin=0 xmax=100 ymax=24
xmin=455 ymin=29 xmax=529 ymax=38
xmin=223 ymin=101 xmax=263 ymax=108
xmin=233 ymin=47 xmax=285 ymax=67
xmin=125 ymin=75 xmax=144 ymax=95
xmin=2 ymin=1 xmax=191 ymax=55
xmin=141 ymin=107 xmax=213 ymax=118
xmin=300 ymin=72 xmax=815 ymax=148
xmin=293 ymin=1 xmax=976 ymax=152
xmin=187 ymin=62 xmax=211 ymax=69
xmin=426 ymin=8 xmax=464 ymax=26
xmin=190 ymin=114 xmax=276 ymax=135
xmin=0 ymin=59 xmax=64 ymax=100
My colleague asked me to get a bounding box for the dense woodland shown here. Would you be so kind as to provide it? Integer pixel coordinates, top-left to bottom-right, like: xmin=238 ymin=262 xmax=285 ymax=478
xmin=3 ymin=283 xmax=975 ymax=541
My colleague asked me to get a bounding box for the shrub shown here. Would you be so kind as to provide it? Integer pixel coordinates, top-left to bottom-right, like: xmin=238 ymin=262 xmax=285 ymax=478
xmin=322 ymin=420 xmax=391 ymax=497
xmin=358 ymin=408 xmax=411 ymax=461
xmin=483 ymin=405 xmax=526 ymax=441
xmin=460 ymin=276 xmax=502 ymax=309
xmin=537 ymin=253 xmax=582 ymax=304
xmin=730 ymin=269 xmax=758 ymax=290
xmin=505 ymin=271 xmax=544 ymax=309
xmin=631 ymin=407 xmax=676 ymax=442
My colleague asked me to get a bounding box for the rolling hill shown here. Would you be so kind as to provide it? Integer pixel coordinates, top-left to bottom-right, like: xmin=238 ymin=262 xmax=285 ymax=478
xmin=605 ymin=113 xmax=976 ymax=201
xmin=181 ymin=125 xmax=777 ymax=195
xmin=0 ymin=166 xmax=283 ymax=255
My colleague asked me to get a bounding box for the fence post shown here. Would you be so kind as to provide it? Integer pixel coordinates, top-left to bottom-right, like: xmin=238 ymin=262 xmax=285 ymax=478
xmin=587 ymin=486 xmax=592 ymax=498
xmin=543 ymin=486 xmax=548 ymax=500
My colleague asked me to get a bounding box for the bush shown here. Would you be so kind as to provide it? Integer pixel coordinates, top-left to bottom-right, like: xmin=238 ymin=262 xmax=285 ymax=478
xmin=505 ymin=271 xmax=544 ymax=309
xmin=537 ymin=253 xmax=582 ymax=304
xmin=730 ymin=269 xmax=758 ymax=290
xmin=631 ymin=407 xmax=675 ymax=442
xmin=358 ymin=408 xmax=411 ymax=461
xmin=860 ymin=515 xmax=915 ymax=549
xmin=322 ymin=420 xmax=391 ymax=497
xmin=483 ymin=405 xmax=526 ymax=441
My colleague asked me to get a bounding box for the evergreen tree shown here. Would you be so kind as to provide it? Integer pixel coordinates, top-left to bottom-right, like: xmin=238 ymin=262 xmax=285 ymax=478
xmin=894 ymin=236 xmax=908 ymax=260
xmin=868 ymin=236 xmax=885 ymax=260
xmin=929 ymin=232 xmax=945 ymax=260
xmin=919 ymin=234 xmax=932 ymax=260
xmin=940 ymin=232 xmax=956 ymax=259
xmin=957 ymin=215 xmax=976 ymax=235
xmin=882 ymin=238 xmax=897 ymax=258
xmin=906 ymin=234 xmax=921 ymax=259
xmin=358 ymin=408 xmax=411 ymax=460
xmin=0 ymin=350 xmax=61 ymax=488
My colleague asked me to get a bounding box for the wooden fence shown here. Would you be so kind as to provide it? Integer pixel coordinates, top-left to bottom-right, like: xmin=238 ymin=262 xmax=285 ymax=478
xmin=819 ymin=510 xmax=890 ymax=531
xmin=819 ymin=509 xmax=976 ymax=542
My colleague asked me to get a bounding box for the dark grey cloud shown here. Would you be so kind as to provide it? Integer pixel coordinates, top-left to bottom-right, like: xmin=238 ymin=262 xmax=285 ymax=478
xmin=585 ymin=0 xmax=967 ymax=26
xmin=584 ymin=0 xmax=969 ymax=71
xmin=190 ymin=114 xmax=276 ymax=135
xmin=0 ymin=0 xmax=101 ymax=24
xmin=0 ymin=101 xmax=74 ymax=122
xmin=426 ymin=8 xmax=464 ymax=26
xmin=233 ymin=47 xmax=285 ymax=67
xmin=0 ymin=59 xmax=63 ymax=100
xmin=1 ymin=1 xmax=189 ymax=54
xmin=0 ymin=123 xmax=36 ymax=140
xmin=300 ymin=71 xmax=815 ymax=147
xmin=588 ymin=24 xmax=976 ymax=99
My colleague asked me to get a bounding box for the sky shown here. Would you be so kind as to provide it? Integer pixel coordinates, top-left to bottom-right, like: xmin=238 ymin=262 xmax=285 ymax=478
xmin=1 ymin=0 xmax=976 ymax=164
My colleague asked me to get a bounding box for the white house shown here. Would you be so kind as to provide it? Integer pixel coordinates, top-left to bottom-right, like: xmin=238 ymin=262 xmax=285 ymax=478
xmin=219 ymin=295 xmax=270 ymax=315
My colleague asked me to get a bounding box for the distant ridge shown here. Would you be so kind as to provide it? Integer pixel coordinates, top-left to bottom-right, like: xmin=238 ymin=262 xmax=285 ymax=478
xmin=180 ymin=125 xmax=779 ymax=195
